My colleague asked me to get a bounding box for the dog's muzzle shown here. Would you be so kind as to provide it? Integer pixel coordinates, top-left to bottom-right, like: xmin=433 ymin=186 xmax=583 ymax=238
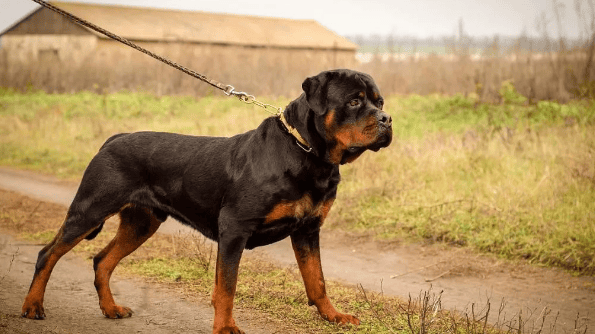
xmin=370 ymin=111 xmax=392 ymax=151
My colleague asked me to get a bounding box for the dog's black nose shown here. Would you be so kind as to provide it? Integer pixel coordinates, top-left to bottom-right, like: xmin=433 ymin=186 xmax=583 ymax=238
xmin=377 ymin=111 xmax=392 ymax=126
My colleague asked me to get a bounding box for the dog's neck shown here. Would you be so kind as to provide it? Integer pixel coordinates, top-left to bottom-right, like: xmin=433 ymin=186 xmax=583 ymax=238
xmin=281 ymin=94 xmax=332 ymax=161
xmin=278 ymin=112 xmax=312 ymax=152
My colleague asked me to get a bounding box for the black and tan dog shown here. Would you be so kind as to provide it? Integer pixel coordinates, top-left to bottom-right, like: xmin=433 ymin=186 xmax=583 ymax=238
xmin=21 ymin=69 xmax=392 ymax=334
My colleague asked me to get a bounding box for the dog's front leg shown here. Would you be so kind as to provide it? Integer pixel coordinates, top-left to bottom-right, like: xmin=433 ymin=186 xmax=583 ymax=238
xmin=290 ymin=228 xmax=360 ymax=326
xmin=211 ymin=227 xmax=247 ymax=334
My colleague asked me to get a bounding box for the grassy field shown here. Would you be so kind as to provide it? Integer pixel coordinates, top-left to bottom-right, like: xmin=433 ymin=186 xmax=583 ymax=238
xmin=0 ymin=87 xmax=594 ymax=277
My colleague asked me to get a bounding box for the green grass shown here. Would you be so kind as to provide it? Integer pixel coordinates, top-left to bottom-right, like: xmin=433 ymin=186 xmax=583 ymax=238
xmin=1 ymin=87 xmax=594 ymax=275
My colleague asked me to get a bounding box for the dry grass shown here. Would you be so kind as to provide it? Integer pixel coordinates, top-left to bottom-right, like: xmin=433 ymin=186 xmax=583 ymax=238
xmin=0 ymin=39 xmax=350 ymax=98
xmin=361 ymin=50 xmax=593 ymax=103
xmin=2 ymin=38 xmax=595 ymax=102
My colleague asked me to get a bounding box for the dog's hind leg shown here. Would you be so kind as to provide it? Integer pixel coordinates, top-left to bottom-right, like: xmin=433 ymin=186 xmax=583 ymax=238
xmin=21 ymin=208 xmax=111 ymax=320
xmin=92 ymin=206 xmax=161 ymax=319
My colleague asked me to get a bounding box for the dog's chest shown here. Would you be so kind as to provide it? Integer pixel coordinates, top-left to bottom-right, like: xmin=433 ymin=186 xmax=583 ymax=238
xmin=264 ymin=194 xmax=334 ymax=225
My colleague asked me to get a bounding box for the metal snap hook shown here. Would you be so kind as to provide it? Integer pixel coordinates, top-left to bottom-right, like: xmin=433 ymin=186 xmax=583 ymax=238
xmin=224 ymin=85 xmax=235 ymax=96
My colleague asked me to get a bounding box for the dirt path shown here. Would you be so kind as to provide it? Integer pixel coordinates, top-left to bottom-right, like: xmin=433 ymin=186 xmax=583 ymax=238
xmin=0 ymin=166 xmax=593 ymax=333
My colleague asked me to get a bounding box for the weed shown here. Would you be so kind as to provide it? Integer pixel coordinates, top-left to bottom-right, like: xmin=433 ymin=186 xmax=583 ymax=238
xmin=499 ymin=80 xmax=527 ymax=105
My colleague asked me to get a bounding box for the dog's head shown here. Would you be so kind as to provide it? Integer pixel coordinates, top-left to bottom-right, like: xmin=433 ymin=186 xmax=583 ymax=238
xmin=289 ymin=69 xmax=392 ymax=165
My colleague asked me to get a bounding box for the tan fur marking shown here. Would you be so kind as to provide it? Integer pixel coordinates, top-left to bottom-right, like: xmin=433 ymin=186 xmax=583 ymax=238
xmin=328 ymin=115 xmax=378 ymax=165
xmin=316 ymin=198 xmax=334 ymax=226
xmin=324 ymin=109 xmax=336 ymax=135
xmin=265 ymin=195 xmax=333 ymax=224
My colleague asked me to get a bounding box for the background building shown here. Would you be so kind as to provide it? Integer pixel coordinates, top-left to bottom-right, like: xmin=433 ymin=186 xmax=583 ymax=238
xmin=0 ymin=2 xmax=357 ymax=95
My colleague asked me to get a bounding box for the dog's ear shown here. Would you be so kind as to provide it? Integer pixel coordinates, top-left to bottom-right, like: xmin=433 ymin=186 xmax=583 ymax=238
xmin=302 ymin=72 xmax=330 ymax=115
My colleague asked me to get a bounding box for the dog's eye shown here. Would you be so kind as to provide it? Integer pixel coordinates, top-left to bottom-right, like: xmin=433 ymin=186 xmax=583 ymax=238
xmin=349 ymin=99 xmax=360 ymax=107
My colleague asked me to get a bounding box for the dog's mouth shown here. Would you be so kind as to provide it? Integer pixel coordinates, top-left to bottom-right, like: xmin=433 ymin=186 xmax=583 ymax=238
xmin=369 ymin=132 xmax=392 ymax=152
xmin=339 ymin=128 xmax=392 ymax=164
xmin=368 ymin=123 xmax=393 ymax=152
xmin=368 ymin=110 xmax=392 ymax=152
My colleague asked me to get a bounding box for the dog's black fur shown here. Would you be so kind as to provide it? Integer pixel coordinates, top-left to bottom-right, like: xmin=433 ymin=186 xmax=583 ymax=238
xmin=22 ymin=69 xmax=392 ymax=334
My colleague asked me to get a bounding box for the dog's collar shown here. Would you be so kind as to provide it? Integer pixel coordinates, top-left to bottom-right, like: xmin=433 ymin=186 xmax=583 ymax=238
xmin=278 ymin=113 xmax=312 ymax=153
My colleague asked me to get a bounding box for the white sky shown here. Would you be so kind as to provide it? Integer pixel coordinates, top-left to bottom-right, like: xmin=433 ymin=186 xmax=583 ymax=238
xmin=0 ymin=0 xmax=587 ymax=39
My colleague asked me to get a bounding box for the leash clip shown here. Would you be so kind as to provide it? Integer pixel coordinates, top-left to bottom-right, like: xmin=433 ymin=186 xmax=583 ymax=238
xmin=224 ymin=85 xmax=257 ymax=105
xmin=224 ymin=85 xmax=235 ymax=96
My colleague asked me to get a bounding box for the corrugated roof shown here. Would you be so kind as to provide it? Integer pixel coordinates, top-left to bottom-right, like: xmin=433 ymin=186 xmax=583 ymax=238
xmin=29 ymin=1 xmax=357 ymax=50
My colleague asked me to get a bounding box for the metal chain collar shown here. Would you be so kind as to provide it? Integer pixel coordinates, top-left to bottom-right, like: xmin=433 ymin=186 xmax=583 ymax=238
xmin=30 ymin=0 xmax=283 ymax=116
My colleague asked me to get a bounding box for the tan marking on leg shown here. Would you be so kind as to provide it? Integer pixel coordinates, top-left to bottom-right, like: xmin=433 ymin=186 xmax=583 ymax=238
xmin=22 ymin=223 xmax=87 ymax=319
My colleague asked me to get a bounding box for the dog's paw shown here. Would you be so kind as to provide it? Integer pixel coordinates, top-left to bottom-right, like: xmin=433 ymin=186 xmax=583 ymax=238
xmin=100 ymin=304 xmax=133 ymax=319
xmin=322 ymin=311 xmax=360 ymax=326
xmin=21 ymin=301 xmax=45 ymax=320
xmin=213 ymin=325 xmax=245 ymax=334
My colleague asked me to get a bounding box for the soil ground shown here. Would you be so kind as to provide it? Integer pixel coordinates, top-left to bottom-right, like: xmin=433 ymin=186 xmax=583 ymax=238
xmin=0 ymin=166 xmax=593 ymax=333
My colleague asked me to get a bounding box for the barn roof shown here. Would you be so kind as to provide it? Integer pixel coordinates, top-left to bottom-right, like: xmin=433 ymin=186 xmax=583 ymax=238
xmin=2 ymin=1 xmax=358 ymax=51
